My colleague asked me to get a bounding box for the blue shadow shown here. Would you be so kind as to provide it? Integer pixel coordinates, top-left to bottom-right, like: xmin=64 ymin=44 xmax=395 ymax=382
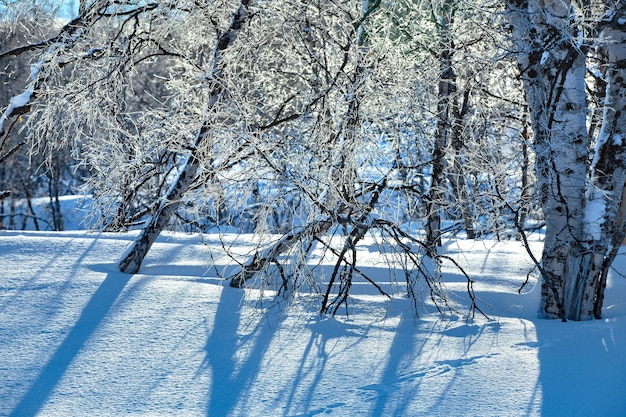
xmin=202 ymin=288 xmax=282 ymax=416
xmin=9 ymin=271 xmax=130 ymax=417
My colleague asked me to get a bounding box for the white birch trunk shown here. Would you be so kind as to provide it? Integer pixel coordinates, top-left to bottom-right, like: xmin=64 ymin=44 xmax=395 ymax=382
xmin=506 ymin=0 xmax=591 ymax=320
xmin=587 ymin=4 xmax=626 ymax=318
xmin=119 ymin=0 xmax=253 ymax=273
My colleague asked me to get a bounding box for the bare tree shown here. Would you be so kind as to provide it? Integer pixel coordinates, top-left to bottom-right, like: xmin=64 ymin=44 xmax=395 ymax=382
xmin=0 ymin=6 xmax=85 ymax=230
xmin=222 ymin=0 xmax=491 ymax=318
xmin=0 ymin=0 xmax=519 ymax=319
xmin=118 ymin=0 xmax=255 ymax=273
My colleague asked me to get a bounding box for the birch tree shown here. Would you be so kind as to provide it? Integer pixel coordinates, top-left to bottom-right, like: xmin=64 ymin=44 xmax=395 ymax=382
xmin=0 ymin=1 xmax=257 ymax=259
xmin=118 ymin=0 xmax=254 ymax=273
xmin=506 ymin=0 xmax=626 ymax=320
xmin=425 ymin=0 xmax=481 ymax=251
xmin=0 ymin=0 xmax=520 ymax=318
xmin=387 ymin=0 xmax=523 ymax=250
xmin=586 ymin=1 xmax=626 ymax=318
xmin=228 ymin=0 xmax=387 ymax=290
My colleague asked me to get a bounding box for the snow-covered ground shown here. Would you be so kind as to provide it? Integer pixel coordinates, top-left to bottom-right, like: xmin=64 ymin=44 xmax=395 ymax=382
xmin=2 ymin=228 xmax=626 ymax=416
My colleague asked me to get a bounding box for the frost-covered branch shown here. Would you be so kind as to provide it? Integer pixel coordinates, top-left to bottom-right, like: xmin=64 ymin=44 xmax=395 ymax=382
xmin=118 ymin=0 xmax=255 ymax=273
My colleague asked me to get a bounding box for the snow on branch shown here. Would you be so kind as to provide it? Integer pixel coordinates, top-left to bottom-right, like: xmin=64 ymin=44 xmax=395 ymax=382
xmin=0 ymin=86 xmax=34 ymax=136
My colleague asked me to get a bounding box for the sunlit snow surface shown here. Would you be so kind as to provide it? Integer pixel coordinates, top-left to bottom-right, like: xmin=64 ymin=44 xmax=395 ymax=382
xmin=2 ymin=230 xmax=626 ymax=416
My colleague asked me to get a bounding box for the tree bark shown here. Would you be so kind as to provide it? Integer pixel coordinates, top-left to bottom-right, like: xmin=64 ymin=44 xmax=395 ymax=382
xmin=506 ymin=0 xmax=591 ymax=320
xmin=426 ymin=0 xmax=456 ymax=254
xmin=589 ymin=3 xmax=626 ymax=318
xmin=507 ymin=0 xmax=626 ymax=320
xmin=119 ymin=0 xmax=253 ymax=273
xmin=426 ymin=0 xmax=475 ymax=251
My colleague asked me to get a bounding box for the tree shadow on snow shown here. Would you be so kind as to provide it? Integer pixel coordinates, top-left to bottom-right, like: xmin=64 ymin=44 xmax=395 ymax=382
xmin=364 ymin=309 xmax=427 ymax=417
xmin=280 ymin=315 xmax=375 ymax=416
xmin=363 ymin=313 xmax=506 ymax=417
xmin=0 ymin=236 xmax=90 ymax=317
xmin=201 ymin=287 xmax=284 ymax=417
xmin=9 ymin=269 xmax=130 ymax=417
xmin=535 ymin=317 xmax=626 ymax=417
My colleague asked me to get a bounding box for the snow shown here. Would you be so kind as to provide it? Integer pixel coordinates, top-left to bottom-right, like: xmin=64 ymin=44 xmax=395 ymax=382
xmin=2 ymin=218 xmax=626 ymax=415
xmin=0 ymin=40 xmax=60 ymax=134
xmin=1 ymin=195 xmax=92 ymax=231
xmin=8 ymin=88 xmax=32 ymax=109
xmin=0 ymin=86 xmax=33 ymax=134
xmin=584 ymin=187 xmax=607 ymax=241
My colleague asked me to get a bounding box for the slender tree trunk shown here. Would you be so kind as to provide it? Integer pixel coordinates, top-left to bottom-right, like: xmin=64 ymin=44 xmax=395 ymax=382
xmin=426 ymin=1 xmax=455 ymax=254
xmin=449 ymin=87 xmax=474 ymax=239
xmin=119 ymin=0 xmax=253 ymax=273
xmin=589 ymin=3 xmax=626 ymax=318
xmin=48 ymin=159 xmax=64 ymax=231
xmin=518 ymin=116 xmax=532 ymax=230
xmin=426 ymin=0 xmax=475 ymax=249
